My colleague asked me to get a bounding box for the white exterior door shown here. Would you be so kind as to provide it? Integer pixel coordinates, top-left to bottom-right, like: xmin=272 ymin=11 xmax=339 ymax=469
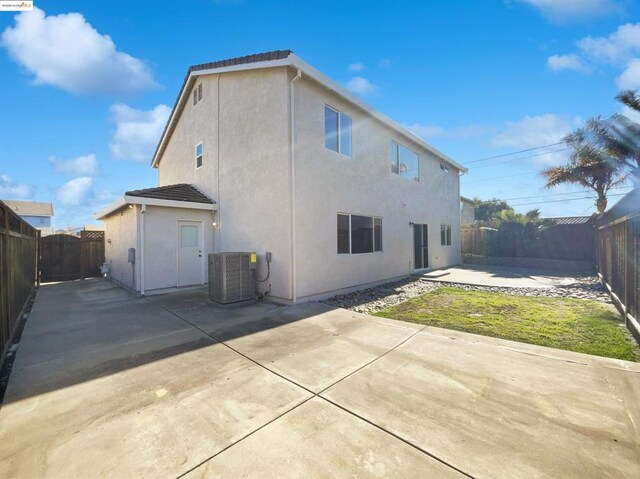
xmin=177 ymin=220 xmax=203 ymax=286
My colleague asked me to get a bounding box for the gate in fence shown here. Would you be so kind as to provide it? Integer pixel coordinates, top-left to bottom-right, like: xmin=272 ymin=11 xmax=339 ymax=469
xmin=40 ymin=231 xmax=105 ymax=282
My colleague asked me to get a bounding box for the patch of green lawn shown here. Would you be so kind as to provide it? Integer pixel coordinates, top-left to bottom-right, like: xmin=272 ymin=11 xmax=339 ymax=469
xmin=374 ymin=287 xmax=639 ymax=361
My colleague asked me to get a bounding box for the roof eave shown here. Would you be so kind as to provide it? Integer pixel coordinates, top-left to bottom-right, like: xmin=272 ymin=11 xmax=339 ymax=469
xmin=95 ymin=196 xmax=217 ymax=220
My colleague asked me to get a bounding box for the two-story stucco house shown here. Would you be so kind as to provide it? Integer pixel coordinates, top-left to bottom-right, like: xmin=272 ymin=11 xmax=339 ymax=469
xmin=97 ymin=50 xmax=467 ymax=302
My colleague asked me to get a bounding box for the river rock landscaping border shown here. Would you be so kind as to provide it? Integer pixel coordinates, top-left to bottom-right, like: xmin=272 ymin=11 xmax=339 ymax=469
xmin=323 ymin=275 xmax=612 ymax=315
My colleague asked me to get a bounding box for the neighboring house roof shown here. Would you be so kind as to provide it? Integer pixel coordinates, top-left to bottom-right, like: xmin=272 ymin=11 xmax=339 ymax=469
xmin=96 ymin=184 xmax=216 ymax=220
xmin=545 ymin=216 xmax=592 ymax=225
xmin=460 ymin=196 xmax=474 ymax=204
xmin=2 ymin=200 xmax=54 ymax=217
xmin=126 ymin=184 xmax=216 ymax=204
xmin=151 ymin=50 xmax=467 ymax=174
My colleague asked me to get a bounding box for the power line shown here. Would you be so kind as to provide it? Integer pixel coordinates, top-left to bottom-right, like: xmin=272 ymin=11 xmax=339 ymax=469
xmin=462 ymin=171 xmax=536 ymax=183
xmin=509 ymin=192 xmax=627 ymax=207
xmin=499 ymin=185 xmax=633 ymax=202
xmin=462 ymin=142 xmax=564 ymax=165
xmin=468 ymin=148 xmax=568 ymax=170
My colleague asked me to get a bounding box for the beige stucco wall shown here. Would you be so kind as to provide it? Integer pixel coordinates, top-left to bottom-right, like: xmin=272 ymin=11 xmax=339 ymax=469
xmin=104 ymin=205 xmax=215 ymax=293
xmin=156 ymin=64 xmax=461 ymax=301
xmin=142 ymin=206 xmax=215 ymax=292
xmin=293 ymin=74 xmax=462 ymax=300
xmin=104 ymin=206 xmax=138 ymax=290
xmin=158 ymin=68 xmax=292 ymax=301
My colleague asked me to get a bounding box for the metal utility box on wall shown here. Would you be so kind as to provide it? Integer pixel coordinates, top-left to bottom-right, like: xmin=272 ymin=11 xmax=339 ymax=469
xmin=208 ymin=252 xmax=256 ymax=304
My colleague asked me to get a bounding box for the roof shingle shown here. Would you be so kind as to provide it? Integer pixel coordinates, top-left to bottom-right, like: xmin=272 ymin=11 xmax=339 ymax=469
xmin=188 ymin=50 xmax=292 ymax=75
xmin=545 ymin=216 xmax=592 ymax=225
xmin=125 ymin=184 xmax=215 ymax=204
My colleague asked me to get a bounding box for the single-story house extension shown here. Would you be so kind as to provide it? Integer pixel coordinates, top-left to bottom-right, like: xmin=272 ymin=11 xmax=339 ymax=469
xmin=97 ymin=50 xmax=467 ymax=302
xmin=2 ymin=200 xmax=54 ymax=236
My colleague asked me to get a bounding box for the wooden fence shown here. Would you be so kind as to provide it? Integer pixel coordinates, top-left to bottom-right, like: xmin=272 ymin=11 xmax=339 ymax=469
xmin=0 ymin=201 xmax=39 ymax=363
xmin=40 ymin=231 xmax=105 ymax=282
xmin=461 ymin=222 xmax=596 ymax=261
xmin=596 ymin=189 xmax=640 ymax=342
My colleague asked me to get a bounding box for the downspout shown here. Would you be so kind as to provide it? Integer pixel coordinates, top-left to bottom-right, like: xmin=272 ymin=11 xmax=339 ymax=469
xmin=290 ymin=68 xmax=302 ymax=303
xmin=140 ymin=204 xmax=146 ymax=296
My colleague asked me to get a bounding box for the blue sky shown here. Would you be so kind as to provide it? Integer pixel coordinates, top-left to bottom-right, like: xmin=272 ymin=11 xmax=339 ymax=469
xmin=0 ymin=0 xmax=639 ymax=228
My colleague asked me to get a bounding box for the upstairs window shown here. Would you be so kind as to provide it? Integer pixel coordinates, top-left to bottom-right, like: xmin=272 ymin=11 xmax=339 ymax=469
xmin=193 ymin=83 xmax=203 ymax=105
xmin=440 ymin=163 xmax=450 ymax=172
xmin=325 ymin=106 xmax=352 ymax=156
xmin=441 ymin=224 xmax=452 ymax=246
xmin=391 ymin=141 xmax=419 ymax=181
xmin=195 ymin=142 xmax=203 ymax=169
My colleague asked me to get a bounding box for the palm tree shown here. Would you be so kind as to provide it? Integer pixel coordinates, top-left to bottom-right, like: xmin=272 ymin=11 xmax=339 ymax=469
xmin=493 ymin=208 xmax=547 ymax=257
xmin=543 ymin=129 xmax=625 ymax=214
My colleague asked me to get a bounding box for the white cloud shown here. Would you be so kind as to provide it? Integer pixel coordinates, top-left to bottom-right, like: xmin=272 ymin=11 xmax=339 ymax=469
xmin=1 ymin=7 xmax=157 ymax=96
xmin=345 ymin=76 xmax=377 ymax=96
xmin=348 ymin=62 xmax=365 ymax=72
xmin=57 ymin=176 xmax=93 ymax=206
xmin=617 ymin=59 xmax=640 ymax=90
xmin=48 ymin=154 xmax=99 ymax=176
xmin=578 ymin=23 xmax=640 ymax=65
xmin=378 ymin=58 xmax=391 ymax=68
xmin=405 ymin=123 xmax=446 ymax=138
xmin=516 ymin=0 xmax=622 ymax=22
xmin=491 ymin=114 xmax=580 ymax=165
xmin=0 ymin=174 xmax=32 ymax=199
xmin=109 ymin=103 xmax=171 ymax=162
xmin=547 ymin=54 xmax=590 ymax=73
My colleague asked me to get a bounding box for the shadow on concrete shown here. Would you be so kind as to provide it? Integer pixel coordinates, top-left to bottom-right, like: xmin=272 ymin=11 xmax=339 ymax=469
xmin=1 ymin=278 xmax=332 ymax=405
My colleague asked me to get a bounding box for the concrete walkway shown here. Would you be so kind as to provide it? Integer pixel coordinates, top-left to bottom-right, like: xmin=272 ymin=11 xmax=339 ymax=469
xmin=0 ymin=279 xmax=638 ymax=478
xmin=422 ymin=264 xmax=577 ymax=288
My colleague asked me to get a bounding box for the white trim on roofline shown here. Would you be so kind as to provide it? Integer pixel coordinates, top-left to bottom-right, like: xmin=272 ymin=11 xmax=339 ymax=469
xmin=95 ymin=196 xmax=216 ymax=220
xmin=151 ymin=54 xmax=467 ymax=173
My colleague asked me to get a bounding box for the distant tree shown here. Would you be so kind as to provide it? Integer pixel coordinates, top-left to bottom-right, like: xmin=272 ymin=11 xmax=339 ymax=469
xmin=543 ymin=128 xmax=626 ymax=214
xmin=473 ymin=198 xmax=512 ymax=221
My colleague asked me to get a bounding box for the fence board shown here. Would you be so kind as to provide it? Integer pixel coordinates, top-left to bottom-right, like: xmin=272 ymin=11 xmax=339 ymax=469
xmin=596 ymin=189 xmax=640 ymax=343
xmin=40 ymin=231 xmax=105 ymax=282
xmin=0 ymin=201 xmax=38 ymax=362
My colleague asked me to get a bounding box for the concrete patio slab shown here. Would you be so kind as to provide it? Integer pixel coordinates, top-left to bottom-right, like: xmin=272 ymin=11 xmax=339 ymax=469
xmin=0 ymin=281 xmax=311 ymax=478
xmin=164 ymin=300 xmax=424 ymax=392
xmin=421 ymin=264 xmax=567 ymax=288
xmin=1 ymin=279 xmax=638 ymax=478
xmin=184 ymin=397 xmax=465 ymax=479
xmin=322 ymin=326 xmax=640 ymax=479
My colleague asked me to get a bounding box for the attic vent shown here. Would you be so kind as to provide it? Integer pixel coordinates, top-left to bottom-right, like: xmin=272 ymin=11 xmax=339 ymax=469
xmin=193 ymin=83 xmax=203 ymax=105
xmin=440 ymin=163 xmax=449 ymax=172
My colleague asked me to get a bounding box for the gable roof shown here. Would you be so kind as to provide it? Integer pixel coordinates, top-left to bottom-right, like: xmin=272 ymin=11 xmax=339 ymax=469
xmin=126 ymin=184 xmax=215 ymax=204
xmin=96 ymin=184 xmax=216 ymax=220
xmin=151 ymin=50 xmax=466 ymax=174
xmin=3 ymin=200 xmax=54 ymax=217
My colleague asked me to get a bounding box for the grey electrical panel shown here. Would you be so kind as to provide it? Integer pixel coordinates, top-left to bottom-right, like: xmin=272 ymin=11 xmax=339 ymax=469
xmin=208 ymin=252 xmax=256 ymax=304
xmin=128 ymin=248 xmax=135 ymax=263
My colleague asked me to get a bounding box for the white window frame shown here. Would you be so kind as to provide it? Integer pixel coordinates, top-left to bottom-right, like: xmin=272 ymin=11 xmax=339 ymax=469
xmin=337 ymin=213 xmax=383 ymax=255
xmin=325 ymin=105 xmax=352 ymax=157
xmin=195 ymin=142 xmax=203 ymax=169
xmin=440 ymin=224 xmax=452 ymax=246
xmin=391 ymin=140 xmax=420 ymax=182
